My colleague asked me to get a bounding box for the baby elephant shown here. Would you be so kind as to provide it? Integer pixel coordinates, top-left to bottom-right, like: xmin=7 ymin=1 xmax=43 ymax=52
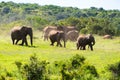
xmin=49 ymin=30 xmax=66 ymax=47
xmin=76 ymin=34 xmax=95 ymax=51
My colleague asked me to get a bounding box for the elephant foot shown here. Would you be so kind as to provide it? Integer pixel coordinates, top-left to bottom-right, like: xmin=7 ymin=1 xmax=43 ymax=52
xmin=57 ymin=44 xmax=62 ymax=47
xmin=60 ymin=45 xmax=62 ymax=47
xmin=19 ymin=44 xmax=24 ymax=46
xmin=50 ymin=44 xmax=54 ymax=46
xmin=77 ymin=47 xmax=79 ymax=50
xmin=91 ymin=49 xmax=93 ymax=51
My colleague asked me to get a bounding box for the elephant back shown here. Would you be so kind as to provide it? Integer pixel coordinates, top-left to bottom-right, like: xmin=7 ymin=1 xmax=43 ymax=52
xmin=49 ymin=30 xmax=58 ymax=36
xmin=57 ymin=26 xmax=77 ymax=33
xmin=11 ymin=26 xmax=21 ymax=32
xmin=103 ymin=34 xmax=112 ymax=39
xmin=43 ymin=26 xmax=57 ymax=33
xmin=77 ymin=35 xmax=85 ymax=44
xmin=11 ymin=26 xmax=23 ymax=40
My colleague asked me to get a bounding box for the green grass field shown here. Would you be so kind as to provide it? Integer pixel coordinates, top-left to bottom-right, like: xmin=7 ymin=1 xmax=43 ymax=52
xmin=0 ymin=29 xmax=120 ymax=79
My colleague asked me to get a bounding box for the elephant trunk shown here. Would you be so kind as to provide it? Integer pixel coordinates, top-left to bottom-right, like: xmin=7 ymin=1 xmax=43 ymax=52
xmin=64 ymin=41 xmax=66 ymax=48
xmin=30 ymin=32 xmax=33 ymax=46
xmin=92 ymin=38 xmax=95 ymax=46
xmin=64 ymin=33 xmax=66 ymax=48
xmin=29 ymin=29 xmax=33 ymax=46
xmin=30 ymin=34 xmax=33 ymax=46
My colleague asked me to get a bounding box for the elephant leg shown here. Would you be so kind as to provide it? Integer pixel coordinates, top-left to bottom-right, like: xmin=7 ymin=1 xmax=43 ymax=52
xmin=44 ymin=36 xmax=46 ymax=41
xmin=22 ymin=38 xmax=28 ymax=46
xmin=44 ymin=36 xmax=48 ymax=41
xmin=15 ymin=39 xmax=20 ymax=45
xmin=24 ymin=38 xmax=28 ymax=46
xmin=83 ymin=46 xmax=86 ymax=50
xmin=77 ymin=43 xmax=80 ymax=50
xmin=50 ymin=42 xmax=54 ymax=46
xmin=56 ymin=41 xmax=59 ymax=47
xmin=12 ymin=39 xmax=15 ymax=45
xmin=46 ymin=36 xmax=49 ymax=41
xmin=89 ymin=44 xmax=93 ymax=51
xmin=80 ymin=46 xmax=82 ymax=50
xmin=50 ymin=40 xmax=54 ymax=46
xmin=58 ymin=42 xmax=62 ymax=47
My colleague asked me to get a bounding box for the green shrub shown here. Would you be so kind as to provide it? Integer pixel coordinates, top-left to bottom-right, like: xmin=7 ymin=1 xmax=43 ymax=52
xmin=15 ymin=54 xmax=50 ymax=80
xmin=0 ymin=68 xmax=14 ymax=80
xmin=60 ymin=54 xmax=99 ymax=80
xmin=108 ymin=61 xmax=120 ymax=80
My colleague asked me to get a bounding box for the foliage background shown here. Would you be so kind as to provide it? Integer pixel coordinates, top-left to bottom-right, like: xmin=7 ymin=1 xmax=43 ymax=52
xmin=0 ymin=1 xmax=120 ymax=35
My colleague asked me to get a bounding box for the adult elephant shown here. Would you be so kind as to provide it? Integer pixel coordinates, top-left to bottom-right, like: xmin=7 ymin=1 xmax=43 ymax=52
xmin=42 ymin=26 xmax=57 ymax=41
xmin=66 ymin=30 xmax=79 ymax=41
xmin=76 ymin=34 xmax=95 ymax=51
xmin=11 ymin=26 xmax=33 ymax=46
xmin=49 ymin=30 xmax=66 ymax=47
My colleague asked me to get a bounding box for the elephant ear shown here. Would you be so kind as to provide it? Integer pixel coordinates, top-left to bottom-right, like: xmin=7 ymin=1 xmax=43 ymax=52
xmin=21 ymin=26 xmax=27 ymax=31
xmin=87 ymin=34 xmax=92 ymax=38
xmin=56 ymin=32 xmax=60 ymax=37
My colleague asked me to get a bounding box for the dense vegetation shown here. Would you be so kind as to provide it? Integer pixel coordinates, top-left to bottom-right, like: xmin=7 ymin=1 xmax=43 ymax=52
xmin=0 ymin=1 xmax=120 ymax=35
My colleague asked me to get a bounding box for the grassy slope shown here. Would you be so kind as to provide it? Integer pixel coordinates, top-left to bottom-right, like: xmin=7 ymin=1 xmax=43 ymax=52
xmin=0 ymin=29 xmax=120 ymax=78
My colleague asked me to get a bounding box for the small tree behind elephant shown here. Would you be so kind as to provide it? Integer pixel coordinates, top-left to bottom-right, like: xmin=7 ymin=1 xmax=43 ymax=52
xmin=76 ymin=34 xmax=95 ymax=51
xmin=11 ymin=26 xmax=33 ymax=46
xmin=49 ymin=30 xmax=66 ymax=47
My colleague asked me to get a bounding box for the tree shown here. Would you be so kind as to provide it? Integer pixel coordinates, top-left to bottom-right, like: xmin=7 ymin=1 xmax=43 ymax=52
xmin=2 ymin=6 xmax=11 ymax=14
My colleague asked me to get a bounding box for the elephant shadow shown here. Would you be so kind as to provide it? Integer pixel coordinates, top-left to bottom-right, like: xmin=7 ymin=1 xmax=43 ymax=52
xmin=18 ymin=44 xmax=38 ymax=48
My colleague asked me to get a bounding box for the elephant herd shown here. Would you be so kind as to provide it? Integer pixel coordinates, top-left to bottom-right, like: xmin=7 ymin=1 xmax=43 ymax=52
xmin=10 ymin=25 xmax=96 ymax=51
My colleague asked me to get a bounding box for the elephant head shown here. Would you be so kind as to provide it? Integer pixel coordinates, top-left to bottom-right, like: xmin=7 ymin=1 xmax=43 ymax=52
xmin=20 ymin=26 xmax=33 ymax=45
xmin=86 ymin=34 xmax=95 ymax=46
xmin=49 ymin=30 xmax=66 ymax=47
xmin=76 ymin=34 xmax=95 ymax=51
xmin=11 ymin=26 xmax=33 ymax=46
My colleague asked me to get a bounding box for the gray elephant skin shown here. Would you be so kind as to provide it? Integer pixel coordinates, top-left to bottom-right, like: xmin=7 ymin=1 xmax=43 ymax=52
xmin=42 ymin=26 xmax=57 ymax=41
xmin=57 ymin=26 xmax=77 ymax=33
xmin=76 ymin=34 xmax=95 ymax=51
xmin=11 ymin=26 xmax=33 ymax=46
xmin=66 ymin=30 xmax=79 ymax=41
xmin=49 ymin=30 xmax=66 ymax=47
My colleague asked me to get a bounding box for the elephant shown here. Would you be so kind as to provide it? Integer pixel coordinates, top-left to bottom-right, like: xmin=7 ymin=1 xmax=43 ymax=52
xmin=11 ymin=26 xmax=33 ymax=46
xmin=48 ymin=30 xmax=66 ymax=47
xmin=103 ymin=34 xmax=112 ymax=39
xmin=57 ymin=26 xmax=77 ymax=33
xmin=66 ymin=30 xmax=79 ymax=41
xmin=76 ymin=34 xmax=95 ymax=51
xmin=42 ymin=26 xmax=57 ymax=41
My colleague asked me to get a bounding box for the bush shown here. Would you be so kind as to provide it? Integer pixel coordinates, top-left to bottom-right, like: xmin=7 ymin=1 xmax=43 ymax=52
xmin=60 ymin=54 xmax=99 ymax=80
xmin=108 ymin=61 xmax=120 ymax=80
xmin=15 ymin=54 xmax=50 ymax=80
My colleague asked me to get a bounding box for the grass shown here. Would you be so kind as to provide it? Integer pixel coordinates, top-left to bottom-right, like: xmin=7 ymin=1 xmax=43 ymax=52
xmin=0 ymin=29 xmax=120 ymax=79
